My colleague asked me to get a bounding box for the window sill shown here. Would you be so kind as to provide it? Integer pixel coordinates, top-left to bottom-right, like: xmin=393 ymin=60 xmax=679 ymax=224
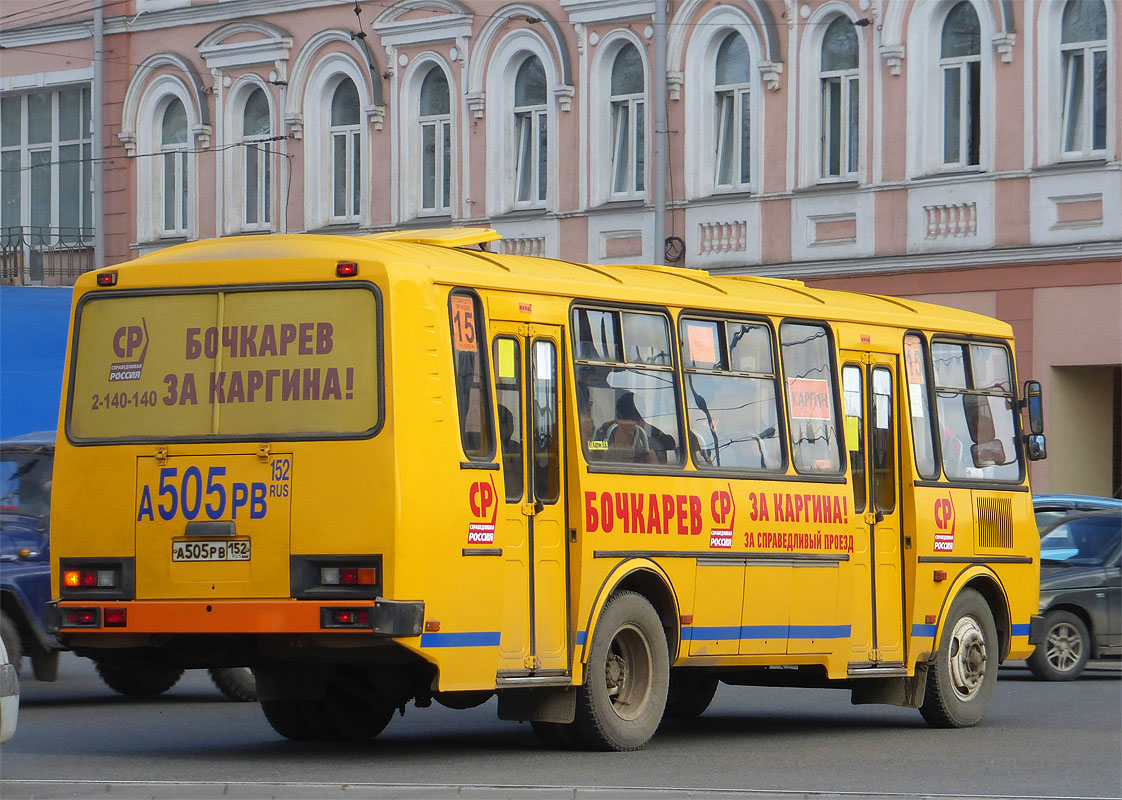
xmin=792 ymin=181 xmax=860 ymax=196
xmin=909 ymin=167 xmax=986 ymax=182
xmin=1032 ymin=158 xmax=1111 ymax=174
xmin=491 ymin=207 xmax=551 ymax=222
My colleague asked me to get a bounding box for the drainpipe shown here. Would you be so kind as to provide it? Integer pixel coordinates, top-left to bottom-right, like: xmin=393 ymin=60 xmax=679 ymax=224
xmin=652 ymin=0 xmax=667 ymax=264
xmin=92 ymin=3 xmax=104 ymax=269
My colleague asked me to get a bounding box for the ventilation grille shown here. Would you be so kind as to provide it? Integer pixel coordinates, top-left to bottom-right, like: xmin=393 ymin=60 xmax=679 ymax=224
xmin=976 ymin=496 xmax=1013 ymax=550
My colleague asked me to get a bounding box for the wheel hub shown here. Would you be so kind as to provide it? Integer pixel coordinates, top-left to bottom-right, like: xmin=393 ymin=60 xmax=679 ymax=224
xmin=1045 ymin=623 xmax=1083 ymax=671
xmin=948 ymin=615 xmax=987 ymax=701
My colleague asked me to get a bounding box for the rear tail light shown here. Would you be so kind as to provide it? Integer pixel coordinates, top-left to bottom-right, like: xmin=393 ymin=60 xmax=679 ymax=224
xmin=320 ymin=567 xmax=377 ymax=586
xmin=63 ymin=568 xmax=117 ymax=589
xmin=58 ymin=559 xmax=135 ymax=600
xmin=103 ymin=608 xmax=127 ymax=627
xmin=63 ymin=608 xmax=101 ymax=627
xmin=320 ymin=607 xmax=373 ymax=629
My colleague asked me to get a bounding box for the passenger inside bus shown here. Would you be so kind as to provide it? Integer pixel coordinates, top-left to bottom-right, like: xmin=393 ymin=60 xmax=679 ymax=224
xmin=497 ymin=404 xmax=522 ymax=499
xmin=598 ymin=392 xmax=675 ymax=465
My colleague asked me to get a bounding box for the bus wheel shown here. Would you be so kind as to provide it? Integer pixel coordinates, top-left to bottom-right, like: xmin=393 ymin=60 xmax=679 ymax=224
xmin=311 ymin=691 xmax=396 ymax=741
xmin=664 ymin=669 xmax=718 ymax=719
xmin=919 ymin=588 xmax=997 ymax=729
xmin=0 ymin=612 xmax=22 ymax=675
xmin=261 ymin=699 xmax=315 ymax=740
xmin=95 ymin=661 xmax=184 ymax=697
xmin=574 ymin=591 xmax=669 ymax=751
xmin=208 ymin=667 xmax=257 ymax=702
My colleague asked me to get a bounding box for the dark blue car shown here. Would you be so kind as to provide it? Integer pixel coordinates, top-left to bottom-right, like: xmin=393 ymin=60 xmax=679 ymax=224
xmin=0 ymin=431 xmax=61 ymax=681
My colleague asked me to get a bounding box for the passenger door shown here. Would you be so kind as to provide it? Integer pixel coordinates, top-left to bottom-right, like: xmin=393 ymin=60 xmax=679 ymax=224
xmin=842 ymin=353 xmax=905 ymax=668
xmin=491 ymin=323 xmax=570 ymax=678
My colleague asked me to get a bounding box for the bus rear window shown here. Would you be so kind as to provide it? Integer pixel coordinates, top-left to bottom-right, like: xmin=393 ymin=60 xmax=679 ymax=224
xmin=67 ymin=285 xmax=381 ymax=441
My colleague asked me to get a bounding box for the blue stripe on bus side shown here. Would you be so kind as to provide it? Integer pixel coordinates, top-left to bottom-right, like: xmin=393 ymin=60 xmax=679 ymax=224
xmin=682 ymin=625 xmax=851 ymax=641
xmin=420 ymin=631 xmax=501 ymax=648
xmin=576 ymin=630 xmax=587 ymax=647
xmin=1011 ymin=623 xmax=1031 ymax=637
xmin=912 ymin=624 xmax=937 ymax=638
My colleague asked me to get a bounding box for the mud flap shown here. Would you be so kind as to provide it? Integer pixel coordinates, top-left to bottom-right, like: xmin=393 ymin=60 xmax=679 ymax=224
xmin=850 ymin=665 xmax=928 ymax=708
xmin=497 ymin=687 xmax=576 ymax=723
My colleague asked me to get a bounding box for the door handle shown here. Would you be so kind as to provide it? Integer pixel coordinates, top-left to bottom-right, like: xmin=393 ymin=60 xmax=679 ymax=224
xmin=521 ymin=500 xmax=544 ymax=516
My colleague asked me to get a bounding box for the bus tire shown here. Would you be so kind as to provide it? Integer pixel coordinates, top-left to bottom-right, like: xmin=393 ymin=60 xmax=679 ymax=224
xmin=573 ymin=591 xmax=669 ymax=751
xmin=664 ymin=669 xmax=718 ymax=719
xmin=208 ymin=667 xmax=257 ymax=701
xmin=0 ymin=612 xmax=22 ymax=675
xmin=261 ymin=699 xmax=315 ymax=740
xmin=315 ymin=692 xmax=396 ymax=741
xmin=1026 ymin=610 xmax=1090 ymax=681
xmin=95 ymin=661 xmax=184 ymax=698
xmin=919 ymin=588 xmax=997 ymax=729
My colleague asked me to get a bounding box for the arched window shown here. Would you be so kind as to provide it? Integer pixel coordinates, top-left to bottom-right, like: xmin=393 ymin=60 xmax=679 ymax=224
xmin=1061 ymin=0 xmax=1107 ymax=155
xmin=714 ymin=33 xmax=751 ymax=189
xmin=820 ymin=17 xmax=859 ymax=178
xmin=241 ymin=88 xmax=272 ymax=228
xmin=419 ymin=67 xmax=452 ymax=214
xmin=330 ymin=78 xmax=360 ymax=221
xmin=160 ymin=97 xmax=188 ymax=235
xmin=609 ymin=44 xmax=645 ymax=197
xmin=513 ymin=56 xmax=547 ymax=206
xmin=940 ymin=1 xmax=981 ymax=167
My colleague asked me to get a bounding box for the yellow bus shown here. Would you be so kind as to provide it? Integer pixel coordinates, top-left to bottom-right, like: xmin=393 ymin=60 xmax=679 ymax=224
xmin=50 ymin=229 xmax=1046 ymax=750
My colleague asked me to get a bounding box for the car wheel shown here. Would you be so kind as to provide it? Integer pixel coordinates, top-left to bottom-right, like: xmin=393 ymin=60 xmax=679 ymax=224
xmin=1027 ymin=610 xmax=1090 ymax=681
xmin=95 ymin=661 xmax=185 ymax=697
xmin=572 ymin=591 xmax=669 ymax=751
xmin=919 ymin=588 xmax=998 ymax=728
xmin=208 ymin=667 xmax=257 ymax=701
xmin=0 ymin=612 xmax=22 ymax=676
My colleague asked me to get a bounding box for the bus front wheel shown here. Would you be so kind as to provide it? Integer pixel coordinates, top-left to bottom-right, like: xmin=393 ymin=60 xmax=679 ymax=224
xmin=574 ymin=591 xmax=669 ymax=751
xmin=919 ymin=588 xmax=998 ymax=728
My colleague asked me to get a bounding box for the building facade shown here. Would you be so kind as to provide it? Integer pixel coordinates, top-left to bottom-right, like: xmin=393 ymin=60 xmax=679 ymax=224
xmin=1 ymin=0 xmax=1119 ymax=494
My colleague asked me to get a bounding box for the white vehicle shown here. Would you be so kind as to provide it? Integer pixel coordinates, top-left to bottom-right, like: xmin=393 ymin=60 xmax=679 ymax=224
xmin=0 ymin=635 xmax=19 ymax=743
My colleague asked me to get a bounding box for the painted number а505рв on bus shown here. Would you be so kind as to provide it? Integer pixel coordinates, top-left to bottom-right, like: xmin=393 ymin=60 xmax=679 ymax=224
xmin=136 ymin=461 xmax=290 ymax=523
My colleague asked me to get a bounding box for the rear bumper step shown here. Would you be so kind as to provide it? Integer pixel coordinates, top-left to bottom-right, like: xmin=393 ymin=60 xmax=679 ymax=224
xmin=48 ymin=598 xmax=423 ymax=637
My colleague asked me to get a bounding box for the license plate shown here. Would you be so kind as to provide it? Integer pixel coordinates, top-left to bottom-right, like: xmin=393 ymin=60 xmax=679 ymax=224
xmin=172 ymin=539 xmax=251 ymax=562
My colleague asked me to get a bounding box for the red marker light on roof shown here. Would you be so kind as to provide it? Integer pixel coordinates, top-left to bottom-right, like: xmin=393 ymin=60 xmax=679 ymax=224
xmin=336 ymin=262 xmax=358 ymax=277
xmin=96 ymin=271 xmax=118 ymax=287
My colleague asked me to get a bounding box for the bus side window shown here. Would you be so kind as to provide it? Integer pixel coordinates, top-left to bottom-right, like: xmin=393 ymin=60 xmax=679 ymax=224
xmin=903 ymin=333 xmax=938 ymax=479
xmin=779 ymin=322 xmax=842 ymax=474
xmin=573 ymin=307 xmax=683 ymax=467
xmin=931 ymin=340 xmax=1021 ymax=482
xmin=842 ymin=364 xmax=866 ymax=512
xmin=493 ymin=336 xmax=523 ymax=501
xmin=449 ymin=291 xmax=495 ymax=460
xmin=680 ymin=316 xmax=783 ymax=470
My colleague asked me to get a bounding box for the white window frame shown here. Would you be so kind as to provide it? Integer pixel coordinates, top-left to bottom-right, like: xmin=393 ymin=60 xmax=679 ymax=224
xmin=589 ymin=31 xmax=648 ymax=206
xmin=293 ymin=42 xmax=373 ymax=230
xmin=1034 ymin=0 xmax=1115 ymax=165
xmin=158 ymin=98 xmax=190 ymax=237
xmin=798 ymin=3 xmax=866 ymax=188
xmin=609 ymin=50 xmax=645 ymax=198
xmin=938 ymin=5 xmax=982 ymax=169
xmin=400 ymin=56 xmax=456 ymax=220
xmin=0 ymin=85 xmax=94 ymax=257
xmin=681 ymin=7 xmax=763 ymax=201
xmin=482 ymin=29 xmax=560 ymax=216
xmin=818 ymin=17 xmax=860 ymax=180
xmin=513 ymin=57 xmax=549 ymax=209
xmin=905 ymin=0 xmax=996 ymax=177
xmin=1059 ymin=4 xmax=1109 ymax=157
xmin=713 ymin=34 xmax=752 ymax=191
xmin=239 ymin=85 xmax=273 ymax=230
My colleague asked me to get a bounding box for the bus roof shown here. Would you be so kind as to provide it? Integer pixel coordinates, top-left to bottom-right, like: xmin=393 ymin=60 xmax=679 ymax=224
xmin=94 ymin=231 xmax=1011 ymax=338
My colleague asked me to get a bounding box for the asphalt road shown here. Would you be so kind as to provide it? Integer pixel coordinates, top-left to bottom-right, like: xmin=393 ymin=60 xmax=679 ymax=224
xmin=1 ymin=654 xmax=1119 ymax=800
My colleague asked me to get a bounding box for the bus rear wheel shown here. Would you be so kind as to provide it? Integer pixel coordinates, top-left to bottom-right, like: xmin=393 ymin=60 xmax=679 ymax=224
xmin=573 ymin=591 xmax=669 ymax=751
xmin=95 ymin=660 xmax=184 ymax=698
xmin=919 ymin=588 xmax=997 ymax=728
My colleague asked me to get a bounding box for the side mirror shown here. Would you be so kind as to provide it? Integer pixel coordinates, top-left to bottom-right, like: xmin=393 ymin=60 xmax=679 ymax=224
xmin=1023 ymin=380 xmax=1044 ymax=435
xmin=1026 ymin=434 xmax=1047 ymax=461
